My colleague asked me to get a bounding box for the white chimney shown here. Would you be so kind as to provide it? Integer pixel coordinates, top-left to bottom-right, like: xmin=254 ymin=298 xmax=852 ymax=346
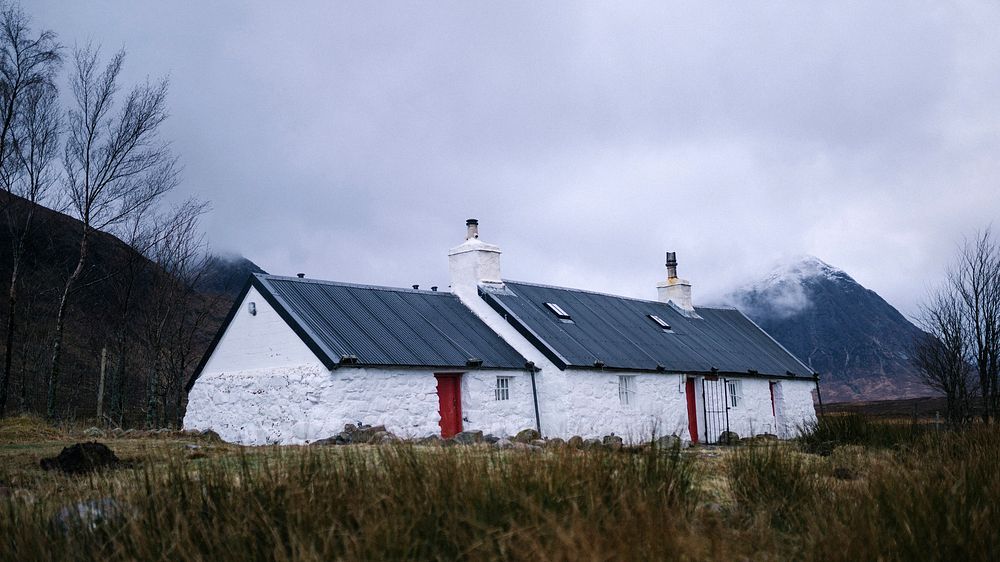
xmin=449 ymin=219 xmax=502 ymax=298
xmin=657 ymin=251 xmax=695 ymax=313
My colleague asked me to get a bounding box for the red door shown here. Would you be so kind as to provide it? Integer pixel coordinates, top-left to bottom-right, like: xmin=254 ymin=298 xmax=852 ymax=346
xmin=435 ymin=374 xmax=463 ymax=438
xmin=685 ymin=378 xmax=699 ymax=443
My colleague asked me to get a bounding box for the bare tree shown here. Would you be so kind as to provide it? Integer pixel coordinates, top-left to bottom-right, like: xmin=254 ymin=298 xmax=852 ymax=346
xmin=138 ymin=199 xmax=210 ymax=427
xmin=950 ymin=229 xmax=1000 ymax=423
xmin=0 ymin=4 xmax=60 ymax=417
xmin=0 ymin=3 xmax=59 ymax=196
xmin=48 ymin=45 xmax=179 ymax=419
xmin=914 ymin=289 xmax=974 ymax=425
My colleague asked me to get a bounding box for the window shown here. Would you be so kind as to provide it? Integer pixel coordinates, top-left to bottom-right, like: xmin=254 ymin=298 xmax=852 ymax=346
xmin=619 ymin=375 xmax=636 ymax=406
xmin=647 ymin=314 xmax=671 ymax=330
xmin=544 ymin=302 xmax=572 ymax=320
xmin=495 ymin=376 xmax=512 ymax=401
xmin=727 ymin=379 xmax=743 ymax=408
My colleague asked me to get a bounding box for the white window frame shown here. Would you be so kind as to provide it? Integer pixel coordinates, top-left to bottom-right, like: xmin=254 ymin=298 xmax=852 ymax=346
xmin=495 ymin=376 xmax=512 ymax=401
xmin=727 ymin=379 xmax=743 ymax=409
xmin=619 ymin=375 xmax=636 ymax=406
xmin=544 ymin=302 xmax=572 ymax=319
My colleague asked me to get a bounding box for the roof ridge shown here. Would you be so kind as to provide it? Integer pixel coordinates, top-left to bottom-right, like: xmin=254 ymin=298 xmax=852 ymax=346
xmin=258 ymin=273 xmax=453 ymax=296
xmin=500 ymin=278 xmax=736 ymax=311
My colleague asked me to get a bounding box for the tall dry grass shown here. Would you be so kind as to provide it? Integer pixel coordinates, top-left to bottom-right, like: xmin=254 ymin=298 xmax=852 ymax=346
xmin=3 ymin=419 xmax=999 ymax=561
xmin=2 ymin=443 xmax=707 ymax=561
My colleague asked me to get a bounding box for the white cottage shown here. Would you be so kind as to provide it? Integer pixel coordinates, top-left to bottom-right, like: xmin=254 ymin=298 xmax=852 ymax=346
xmin=184 ymin=220 xmax=818 ymax=445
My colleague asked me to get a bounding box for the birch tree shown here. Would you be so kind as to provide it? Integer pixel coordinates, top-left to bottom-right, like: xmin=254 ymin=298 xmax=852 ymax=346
xmin=0 ymin=4 xmax=60 ymax=418
xmin=48 ymin=45 xmax=178 ymax=419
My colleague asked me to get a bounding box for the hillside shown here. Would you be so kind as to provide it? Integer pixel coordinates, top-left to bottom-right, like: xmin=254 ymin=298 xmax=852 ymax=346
xmin=0 ymin=195 xmax=251 ymax=424
xmin=721 ymin=256 xmax=928 ymax=402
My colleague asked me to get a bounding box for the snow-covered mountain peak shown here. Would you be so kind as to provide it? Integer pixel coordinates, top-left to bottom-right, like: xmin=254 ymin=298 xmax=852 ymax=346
xmin=753 ymin=254 xmax=850 ymax=290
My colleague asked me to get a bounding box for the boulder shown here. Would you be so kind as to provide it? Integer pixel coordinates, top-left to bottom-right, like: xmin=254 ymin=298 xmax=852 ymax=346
xmin=582 ymin=438 xmax=603 ymax=450
xmin=482 ymin=434 xmax=500 ymax=444
xmin=718 ymin=431 xmax=741 ymax=445
xmin=530 ymin=439 xmax=547 ymax=448
xmin=602 ymin=435 xmax=624 ymax=450
xmin=567 ymin=436 xmax=584 ymax=449
xmin=493 ymin=438 xmax=514 ymax=450
xmin=373 ymin=431 xmax=400 ymax=444
xmin=415 ymin=435 xmax=443 ymax=447
xmin=545 ymin=437 xmax=566 ymax=449
xmin=352 ymin=425 xmax=387 ymax=444
xmin=453 ymin=430 xmax=484 ymax=445
xmin=199 ymin=429 xmax=222 ymax=443
xmin=311 ymin=433 xmax=350 ymax=446
xmin=513 ymin=428 xmax=540 ymax=443
xmin=40 ymin=442 xmax=121 ymax=475
xmin=653 ymin=435 xmax=682 ymax=450
xmin=52 ymin=498 xmax=130 ymax=533
xmin=83 ymin=427 xmax=103 ymax=438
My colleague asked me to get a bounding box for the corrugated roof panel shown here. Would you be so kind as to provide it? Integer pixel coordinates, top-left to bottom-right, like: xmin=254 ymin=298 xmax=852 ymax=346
xmin=484 ymin=280 xmax=813 ymax=378
xmin=256 ymin=275 xmax=527 ymax=370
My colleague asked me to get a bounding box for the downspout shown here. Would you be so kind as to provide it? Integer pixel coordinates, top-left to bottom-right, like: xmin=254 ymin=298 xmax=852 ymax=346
xmin=526 ymin=361 xmax=542 ymax=435
xmin=813 ymin=373 xmax=825 ymax=415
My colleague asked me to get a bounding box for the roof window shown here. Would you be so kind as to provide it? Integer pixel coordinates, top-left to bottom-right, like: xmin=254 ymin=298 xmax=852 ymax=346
xmin=648 ymin=314 xmax=672 ymax=331
xmin=545 ymin=302 xmax=572 ymax=320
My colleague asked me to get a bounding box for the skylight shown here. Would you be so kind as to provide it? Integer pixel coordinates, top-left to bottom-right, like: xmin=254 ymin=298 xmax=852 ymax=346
xmin=545 ymin=302 xmax=572 ymax=319
xmin=648 ymin=314 xmax=672 ymax=330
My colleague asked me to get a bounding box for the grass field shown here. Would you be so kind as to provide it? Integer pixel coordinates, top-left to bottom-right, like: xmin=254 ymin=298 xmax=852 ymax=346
xmin=1 ymin=415 xmax=998 ymax=561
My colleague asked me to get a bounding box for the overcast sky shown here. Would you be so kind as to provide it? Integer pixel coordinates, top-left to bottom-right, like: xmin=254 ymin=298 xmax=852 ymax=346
xmin=31 ymin=2 xmax=1000 ymax=317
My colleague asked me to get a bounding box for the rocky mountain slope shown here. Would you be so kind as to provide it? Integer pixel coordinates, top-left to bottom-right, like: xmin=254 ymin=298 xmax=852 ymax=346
xmin=720 ymin=256 xmax=928 ymax=402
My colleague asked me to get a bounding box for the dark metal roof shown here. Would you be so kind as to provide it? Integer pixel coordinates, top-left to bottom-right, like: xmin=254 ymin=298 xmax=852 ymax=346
xmin=252 ymin=274 xmax=529 ymax=370
xmin=479 ymin=280 xmax=814 ymax=379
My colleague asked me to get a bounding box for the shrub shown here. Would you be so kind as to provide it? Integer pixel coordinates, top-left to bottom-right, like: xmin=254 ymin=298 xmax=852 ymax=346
xmin=797 ymin=414 xmax=925 ymax=453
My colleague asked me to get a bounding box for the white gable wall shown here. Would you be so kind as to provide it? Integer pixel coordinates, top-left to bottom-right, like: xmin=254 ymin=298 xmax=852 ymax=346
xmin=184 ymin=285 xmax=539 ymax=444
xmin=199 ymin=286 xmax=322 ymax=374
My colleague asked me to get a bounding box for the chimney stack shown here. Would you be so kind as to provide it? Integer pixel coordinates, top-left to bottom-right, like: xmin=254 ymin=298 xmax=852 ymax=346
xmin=665 ymin=252 xmax=678 ymax=279
xmin=449 ymin=218 xmax=502 ymax=299
xmin=657 ymin=251 xmax=695 ymax=313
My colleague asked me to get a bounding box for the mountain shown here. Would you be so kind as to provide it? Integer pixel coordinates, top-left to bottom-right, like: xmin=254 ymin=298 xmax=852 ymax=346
xmin=198 ymin=254 xmax=267 ymax=297
xmin=720 ymin=256 xmax=928 ymax=402
xmin=0 ymin=195 xmax=233 ymax=423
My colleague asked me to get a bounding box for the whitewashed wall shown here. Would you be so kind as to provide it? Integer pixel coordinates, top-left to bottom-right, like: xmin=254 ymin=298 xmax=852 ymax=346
xmin=184 ymin=285 xmax=537 ymax=444
xmin=553 ymin=370 xmax=690 ymax=443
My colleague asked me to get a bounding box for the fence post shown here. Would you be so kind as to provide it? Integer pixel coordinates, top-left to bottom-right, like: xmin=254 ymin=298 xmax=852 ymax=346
xmin=96 ymin=347 xmax=107 ymax=423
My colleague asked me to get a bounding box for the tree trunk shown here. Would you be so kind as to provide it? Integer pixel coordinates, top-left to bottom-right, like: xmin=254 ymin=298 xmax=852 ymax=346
xmin=0 ymin=265 xmax=18 ymax=418
xmin=48 ymin=229 xmax=89 ymax=420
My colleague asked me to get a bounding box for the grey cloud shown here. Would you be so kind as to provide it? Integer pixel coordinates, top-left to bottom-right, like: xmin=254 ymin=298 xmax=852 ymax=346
xmin=31 ymin=1 xmax=1000 ymax=317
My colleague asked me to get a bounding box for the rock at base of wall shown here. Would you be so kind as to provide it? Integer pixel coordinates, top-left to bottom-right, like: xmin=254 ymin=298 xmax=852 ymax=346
xmin=353 ymin=425 xmax=387 ymax=444
xmin=453 ymin=430 xmax=484 ymax=445
xmin=602 ymin=435 xmax=624 ymax=450
xmin=654 ymin=435 xmax=682 ymax=449
xmin=415 ymin=435 xmax=443 ymax=447
xmin=582 ymin=438 xmax=602 ymax=450
xmin=567 ymin=436 xmax=584 ymax=449
xmin=40 ymin=442 xmax=121 ymax=475
xmin=718 ymin=431 xmax=741 ymax=445
xmin=513 ymin=428 xmax=540 ymax=443
xmin=493 ymin=438 xmax=513 ymax=449
xmin=545 ymin=437 xmax=566 ymax=449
